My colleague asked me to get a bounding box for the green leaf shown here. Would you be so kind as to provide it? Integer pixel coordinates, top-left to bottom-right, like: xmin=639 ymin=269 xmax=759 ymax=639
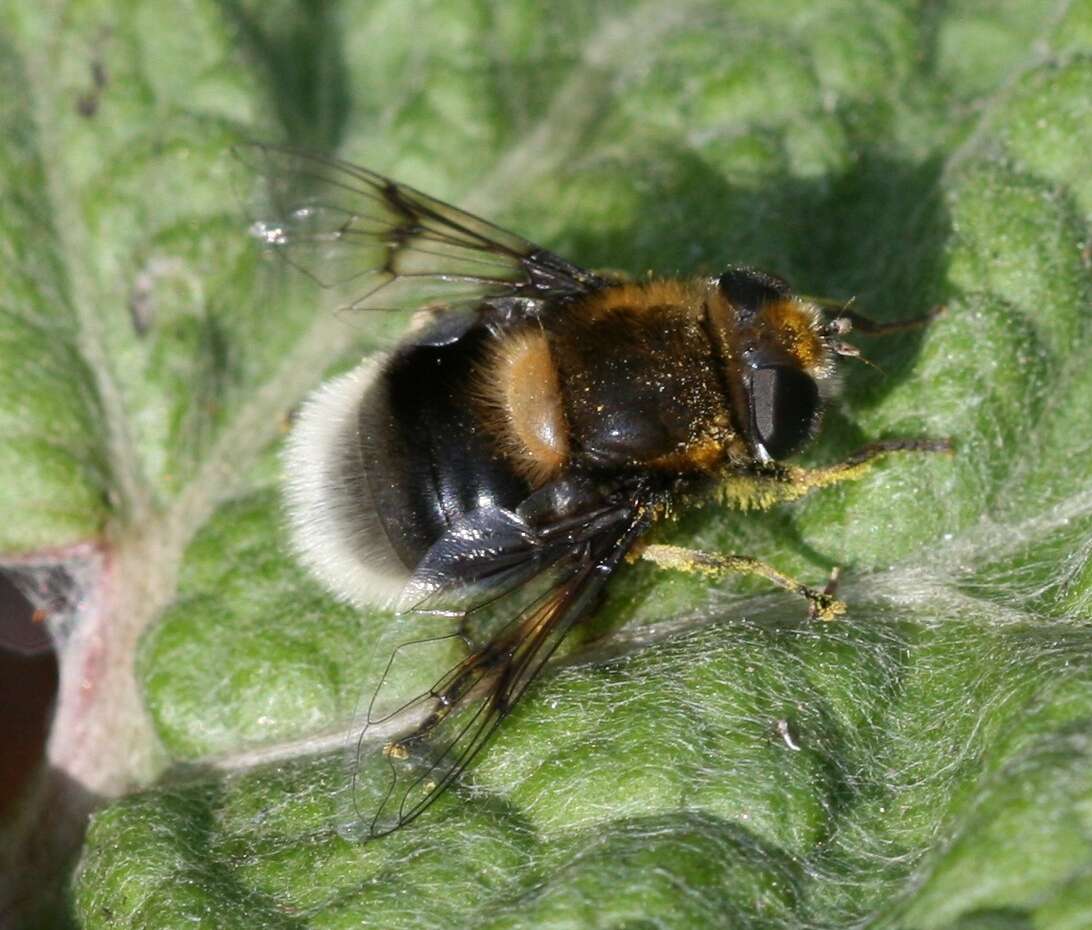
xmin=2 ymin=1 xmax=1090 ymax=928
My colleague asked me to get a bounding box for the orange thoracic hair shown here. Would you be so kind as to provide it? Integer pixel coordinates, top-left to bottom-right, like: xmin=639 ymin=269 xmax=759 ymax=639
xmin=474 ymin=328 xmax=571 ymax=485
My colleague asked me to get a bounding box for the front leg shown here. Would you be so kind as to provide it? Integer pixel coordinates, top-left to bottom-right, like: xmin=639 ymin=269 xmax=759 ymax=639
xmin=782 ymin=437 xmax=953 ymax=495
xmin=669 ymin=437 xmax=951 ymax=617
xmin=720 ymin=437 xmax=952 ymax=511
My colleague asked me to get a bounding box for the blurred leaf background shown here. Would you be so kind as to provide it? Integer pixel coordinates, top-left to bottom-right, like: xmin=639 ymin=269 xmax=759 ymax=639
xmin=1 ymin=0 xmax=1091 ymax=927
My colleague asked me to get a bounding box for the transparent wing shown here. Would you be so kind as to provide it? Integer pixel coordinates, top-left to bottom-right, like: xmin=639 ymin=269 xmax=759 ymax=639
xmin=236 ymin=143 xmax=605 ymax=313
xmin=351 ymin=494 xmax=652 ymax=839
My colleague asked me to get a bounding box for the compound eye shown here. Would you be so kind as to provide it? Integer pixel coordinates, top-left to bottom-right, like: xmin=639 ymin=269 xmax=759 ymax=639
xmin=750 ymin=366 xmax=820 ymax=459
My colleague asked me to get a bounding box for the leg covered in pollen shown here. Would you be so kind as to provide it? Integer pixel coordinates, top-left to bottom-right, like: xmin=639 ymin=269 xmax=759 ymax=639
xmin=784 ymin=437 xmax=953 ymax=494
xmin=718 ymin=437 xmax=952 ymax=511
xmin=640 ymin=543 xmax=845 ymax=621
xmin=644 ymin=437 xmax=952 ymax=620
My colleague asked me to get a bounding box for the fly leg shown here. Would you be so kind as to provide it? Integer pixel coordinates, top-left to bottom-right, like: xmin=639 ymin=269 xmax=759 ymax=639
xmin=652 ymin=439 xmax=952 ymax=619
xmin=639 ymin=544 xmax=846 ymax=621
xmin=807 ymin=296 xmax=944 ymax=335
xmin=719 ymin=437 xmax=952 ymax=513
xmin=807 ymin=297 xmax=945 ymax=361
xmin=781 ymin=437 xmax=953 ymax=496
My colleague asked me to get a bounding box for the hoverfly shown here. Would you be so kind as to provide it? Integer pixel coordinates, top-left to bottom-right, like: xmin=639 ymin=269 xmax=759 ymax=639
xmin=241 ymin=144 xmax=947 ymax=839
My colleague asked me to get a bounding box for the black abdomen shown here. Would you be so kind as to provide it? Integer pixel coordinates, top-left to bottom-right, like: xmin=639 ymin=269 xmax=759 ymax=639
xmin=362 ymin=325 xmax=531 ymax=569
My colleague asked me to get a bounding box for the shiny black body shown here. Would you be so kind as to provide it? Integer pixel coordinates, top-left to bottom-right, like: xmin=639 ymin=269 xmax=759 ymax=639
xmin=367 ymin=299 xmax=727 ymax=573
xmin=364 ymin=322 xmax=531 ymax=570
